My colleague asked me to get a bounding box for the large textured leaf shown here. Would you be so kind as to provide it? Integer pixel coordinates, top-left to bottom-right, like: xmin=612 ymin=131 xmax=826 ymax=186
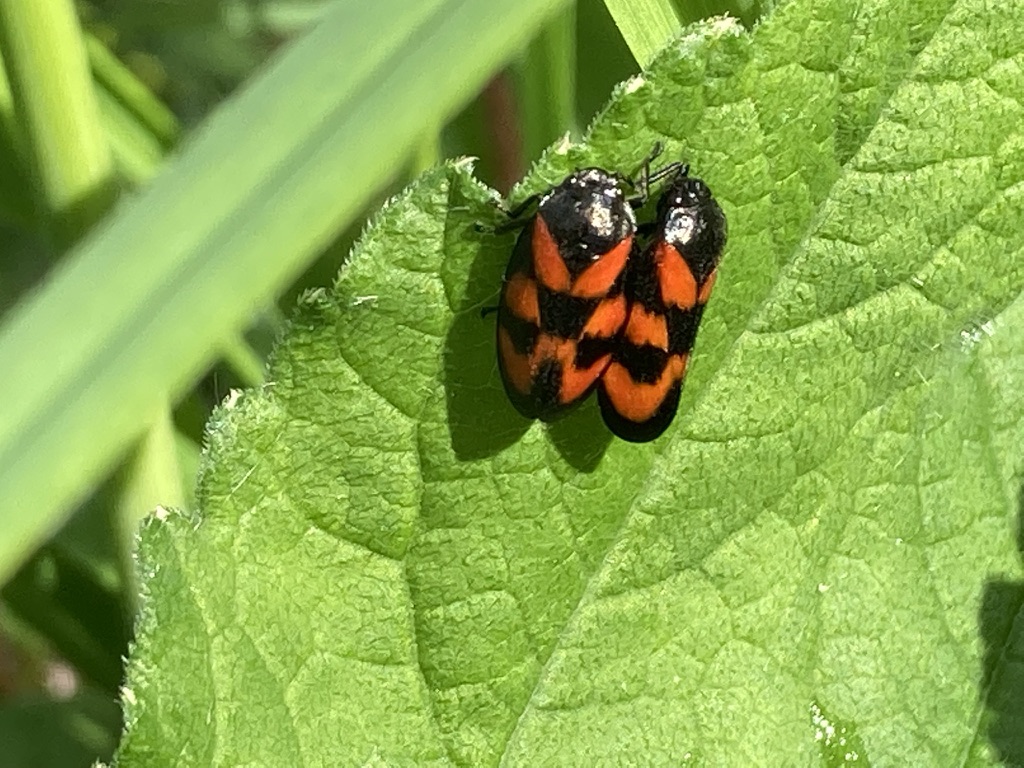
xmin=119 ymin=0 xmax=1024 ymax=764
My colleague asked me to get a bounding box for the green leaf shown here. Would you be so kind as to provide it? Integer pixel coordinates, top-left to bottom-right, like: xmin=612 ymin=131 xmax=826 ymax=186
xmin=0 ymin=0 xmax=571 ymax=587
xmin=120 ymin=0 xmax=1024 ymax=764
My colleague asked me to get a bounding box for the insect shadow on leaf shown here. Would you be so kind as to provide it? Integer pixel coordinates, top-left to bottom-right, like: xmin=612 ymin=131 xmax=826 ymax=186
xmin=443 ymin=175 xmax=615 ymax=469
xmin=977 ymin=480 xmax=1024 ymax=765
xmin=443 ymin=181 xmax=531 ymax=460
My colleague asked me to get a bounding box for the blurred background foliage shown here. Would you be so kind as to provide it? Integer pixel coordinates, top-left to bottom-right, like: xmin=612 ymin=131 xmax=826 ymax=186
xmin=0 ymin=0 xmax=765 ymax=764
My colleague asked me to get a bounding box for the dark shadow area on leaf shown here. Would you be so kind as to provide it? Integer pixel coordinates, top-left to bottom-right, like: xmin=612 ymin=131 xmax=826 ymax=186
xmin=979 ymin=481 xmax=1024 ymax=764
xmin=443 ymin=305 xmax=532 ymax=460
xmin=442 ymin=180 xmax=614 ymax=471
xmin=443 ymin=189 xmax=531 ymax=460
xmin=546 ymin=399 xmax=612 ymax=473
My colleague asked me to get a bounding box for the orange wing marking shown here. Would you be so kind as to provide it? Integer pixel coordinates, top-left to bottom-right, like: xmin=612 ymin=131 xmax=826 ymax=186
xmin=532 ymin=217 xmax=571 ymax=292
xmin=601 ymin=354 xmax=688 ymax=422
xmin=560 ymin=348 xmax=610 ymax=403
xmin=583 ymin=294 xmax=628 ymax=339
xmin=624 ymin=305 xmax=668 ymax=349
xmin=529 ymin=333 xmax=607 ymax=404
xmin=571 ymin=238 xmax=632 ymax=298
xmin=504 ymin=273 xmax=540 ymax=324
xmin=655 ymin=242 xmax=697 ymax=310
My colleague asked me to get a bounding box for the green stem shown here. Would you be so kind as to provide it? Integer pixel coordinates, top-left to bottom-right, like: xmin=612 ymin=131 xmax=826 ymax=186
xmin=0 ymin=0 xmax=115 ymax=245
xmin=222 ymin=334 xmax=268 ymax=389
xmin=85 ymin=34 xmax=180 ymax=149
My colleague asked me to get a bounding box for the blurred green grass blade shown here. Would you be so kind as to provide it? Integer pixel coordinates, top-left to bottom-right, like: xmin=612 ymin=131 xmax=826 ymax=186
xmin=0 ymin=47 xmax=25 ymax=157
xmin=174 ymin=429 xmax=201 ymax=511
xmin=86 ymin=34 xmax=180 ymax=150
xmin=96 ymin=87 xmax=167 ymax=183
xmin=0 ymin=53 xmax=33 ymax=229
xmin=221 ymin=334 xmax=267 ymax=389
xmin=0 ymin=0 xmax=570 ymax=586
xmin=603 ymin=0 xmax=681 ymax=65
xmin=0 ymin=0 xmax=115 ymax=240
xmin=88 ymin=32 xmax=178 ymax=183
xmin=113 ymin=409 xmax=185 ymax=613
xmin=224 ymin=0 xmax=334 ymax=36
xmin=515 ymin=5 xmax=577 ymax=164
xmin=410 ymin=126 xmax=443 ymax=176
xmin=116 ymin=410 xmax=185 ymax=534
xmin=0 ymin=49 xmax=12 ymax=111
xmin=575 ymin=2 xmax=638 ymax=127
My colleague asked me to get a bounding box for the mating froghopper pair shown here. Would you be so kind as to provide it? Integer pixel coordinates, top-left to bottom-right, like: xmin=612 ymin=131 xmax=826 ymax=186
xmin=493 ymin=145 xmax=728 ymax=442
